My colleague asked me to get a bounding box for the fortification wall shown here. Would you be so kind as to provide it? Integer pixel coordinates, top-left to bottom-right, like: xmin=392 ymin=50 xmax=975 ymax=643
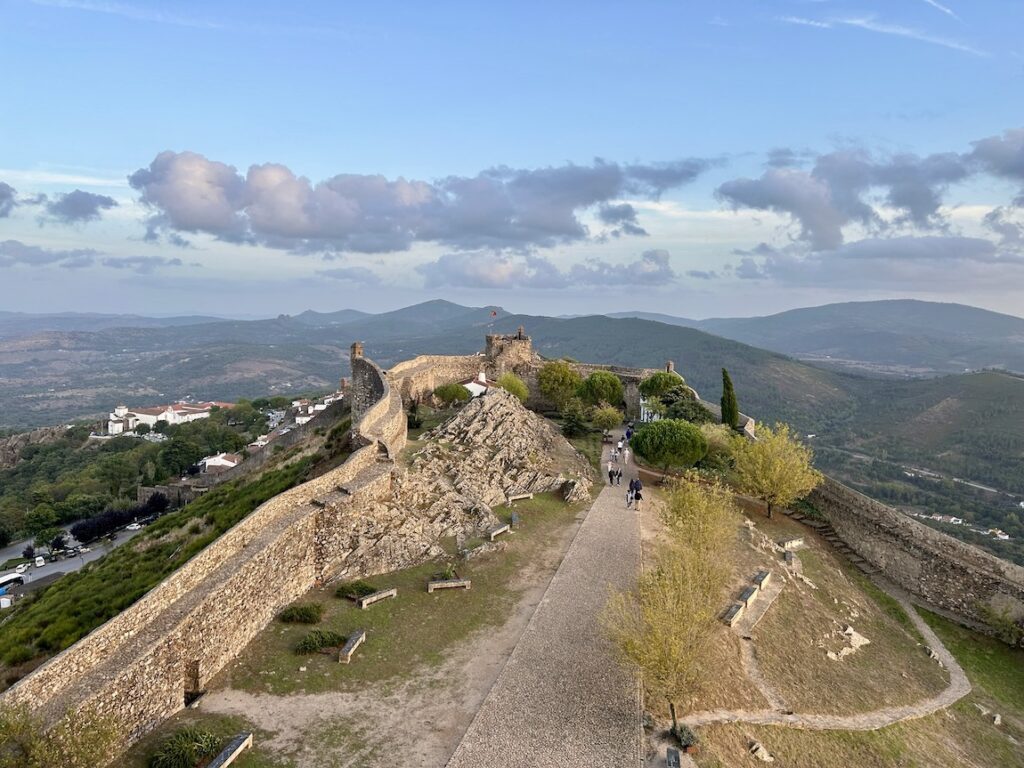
xmin=387 ymin=354 xmax=484 ymax=403
xmin=3 ymin=344 xmax=409 ymax=754
xmin=810 ymin=478 xmax=1024 ymax=624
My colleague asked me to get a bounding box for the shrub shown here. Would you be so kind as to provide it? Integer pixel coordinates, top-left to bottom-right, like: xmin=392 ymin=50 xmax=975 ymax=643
xmin=497 ymin=373 xmax=529 ymax=403
xmin=672 ymin=723 xmax=699 ymax=748
xmin=148 ymin=726 xmax=220 ymax=768
xmin=592 ymin=406 xmax=623 ymax=433
xmin=537 ymin=360 xmax=582 ymax=409
xmin=560 ymin=398 xmax=589 ymax=438
xmin=295 ymin=628 xmax=346 ymax=653
xmin=278 ymin=603 xmax=324 ymax=624
xmin=336 ymin=580 xmax=376 ymax=599
xmin=434 ymin=382 xmax=471 ymax=407
xmin=631 ymin=419 xmax=708 ymax=471
xmin=639 ymin=370 xmax=684 ymax=399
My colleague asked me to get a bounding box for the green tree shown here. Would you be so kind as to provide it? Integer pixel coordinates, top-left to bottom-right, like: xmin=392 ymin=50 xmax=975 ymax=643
xmin=639 ymin=370 xmax=684 ymax=399
xmin=577 ymin=371 xmax=624 ymax=407
xmin=731 ymin=422 xmax=822 ymax=518
xmin=24 ymin=504 xmax=58 ymax=536
xmin=497 ymin=373 xmax=529 ymax=403
xmin=560 ymin=397 xmax=588 ymax=438
xmin=592 ymin=405 xmax=623 ymax=433
xmin=663 ymin=394 xmax=715 ymax=424
xmin=630 ymin=420 xmax=708 ymax=472
xmin=537 ymin=360 xmax=582 ymax=409
xmin=34 ymin=527 xmax=65 ymax=553
xmin=158 ymin=438 xmax=202 ymax=477
xmin=135 ymin=422 xmax=151 ymax=436
xmin=433 ymin=382 xmax=471 ymax=407
xmin=721 ymin=368 xmax=739 ymax=429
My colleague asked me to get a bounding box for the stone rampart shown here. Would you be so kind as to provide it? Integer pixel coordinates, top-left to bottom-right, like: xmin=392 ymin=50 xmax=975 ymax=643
xmin=3 ymin=344 xmax=409 ymax=755
xmin=386 ymin=354 xmax=484 ymax=403
xmin=810 ymin=477 xmax=1024 ymax=625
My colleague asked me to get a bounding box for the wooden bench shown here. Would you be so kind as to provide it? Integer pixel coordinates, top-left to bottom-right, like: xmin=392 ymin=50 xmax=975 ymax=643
xmin=356 ymin=588 xmax=397 ymax=609
xmin=722 ymin=603 xmax=744 ymax=626
xmin=428 ymin=578 xmax=471 ymax=593
xmin=753 ymin=570 xmax=771 ymax=589
xmin=339 ymin=629 xmax=366 ymax=664
xmin=207 ymin=732 xmax=253 ymax=768
xmin=508 ymin=493 xmax=534 ymax=502
xmin=738 ymin=585 xmax=758 ymax=607
xmin=488 ymin=523 xmax=510 ymax=541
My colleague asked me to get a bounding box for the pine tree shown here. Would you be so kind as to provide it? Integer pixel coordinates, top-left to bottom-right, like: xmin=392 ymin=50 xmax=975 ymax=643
xmin=720 ymin=368 xmax=739 ymax=429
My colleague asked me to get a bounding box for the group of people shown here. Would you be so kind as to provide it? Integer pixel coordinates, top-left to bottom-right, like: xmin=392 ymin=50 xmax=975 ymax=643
xmin=606 ymin=425 xmax=643 ymax=512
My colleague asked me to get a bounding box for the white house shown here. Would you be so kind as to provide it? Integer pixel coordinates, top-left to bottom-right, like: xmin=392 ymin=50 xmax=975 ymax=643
xmin=107 ymin=401 xmax=233 ymax=434
xmin=459 ymin=371 xmax=496 ymax=398
xmin=200 ymin=452 xmax=242 ymax=473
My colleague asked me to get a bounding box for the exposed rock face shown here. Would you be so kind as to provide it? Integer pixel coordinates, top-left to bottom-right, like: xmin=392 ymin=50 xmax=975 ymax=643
xmin=0 ymin=426 xmax=70 ymax=469
xmin=410 ymin=389 xmax=593 ymax=510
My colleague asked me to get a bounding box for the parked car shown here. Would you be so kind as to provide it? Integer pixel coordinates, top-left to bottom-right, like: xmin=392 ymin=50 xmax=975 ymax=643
xmin=34 ymin=556 xmax=45 ymax=568
xmin=79 ymin=546 xmax=92 ymax=554
xmin=126 ymin=523 xmax=142 ymax=531
xmin=15 ymin=563 xmax=28 ymax=574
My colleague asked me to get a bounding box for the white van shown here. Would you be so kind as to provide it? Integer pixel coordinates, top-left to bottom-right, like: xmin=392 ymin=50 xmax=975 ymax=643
xmin=34 ymin=556 xmax=45 ymax=568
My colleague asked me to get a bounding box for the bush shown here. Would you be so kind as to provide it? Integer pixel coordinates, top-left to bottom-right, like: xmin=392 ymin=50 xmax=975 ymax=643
xmin=592 ymin=406 xmax=623 ymax=433
xmin=560 ymin=398 xmax=589 ymax=438
xmin=537 ymin=360 xmax=582 ymax=409
xmin=672 ymin=723 xmax=699 ymax=748
xmin=577 ymin=371 xmax=624 ymax=407
xmin=148 ymin=726 xmax=220 ymax=768
xmin=295 ymin=628 xmax=346 ymax=653
xmin=639 ymin=370 xmax=684 ymax=399
xmin=434 ymin=382 xmax=471 ymax=407
xmin=631 ymin=419 xmax=708 ymax=471
xmin=279 ymin=603 xmax=324 ymax=624
xmin=336 ymin=580 xmax=376 ymax=599
xmin=497 ymin=373 xmax=528 ymax=403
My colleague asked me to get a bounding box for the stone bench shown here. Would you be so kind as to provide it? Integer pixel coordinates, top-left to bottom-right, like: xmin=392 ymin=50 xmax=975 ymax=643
xmin=753 ymin=570 xmax=771 ymax=589
xmin=778 ymin=536 xmax=804 ymax=550
xmin=428 ymin=578 xmax=472 ymax=593
xmin=667 ymin=746 xmax=681 ymax=767
xmin=356 ymin=588 xmax=397 ymax=609
xmin=738 ymin=585 xmax=758 ymax=607
xmin=508 ymin=493 xmax=534 ymax=502
xmin=510 ymin=511 xmax=520 ymax=528
xmin=207 ymin=732 xmax=253 ymax=768
xmin=722 ymin=603 xmax=744 ymax=626
xmin=488 ymin=523 xmax=510 ymax=541
xmin=339 ymin=629 xmax=366 ymax=664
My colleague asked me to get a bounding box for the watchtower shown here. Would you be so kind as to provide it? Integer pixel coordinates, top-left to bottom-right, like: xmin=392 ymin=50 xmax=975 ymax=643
xmin=484 ymin=326 xmax=535 ymax=373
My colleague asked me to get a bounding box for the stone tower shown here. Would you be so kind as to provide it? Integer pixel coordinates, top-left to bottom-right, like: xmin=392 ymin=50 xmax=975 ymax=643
xmin=485 ymin=326 xmax=535 ymax=374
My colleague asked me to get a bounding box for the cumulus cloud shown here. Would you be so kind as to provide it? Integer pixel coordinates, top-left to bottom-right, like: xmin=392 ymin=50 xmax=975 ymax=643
xmin=733 ymin=236 xmax=1024 ymax=289
xmin=317 ymin=266 xmax=383 ymax=285
xmin=417 ymin=248 xmax=676 ymax=290
xmin=597 ymin=202 xmax=648 ymax=237
xmin=686 ymin=269 xmax=719 ymax=280
xmin=970 ymin=128 xmax=1024 ymax=202
xmin=718 ymin=147 xmax=972 ymax=248
xmin=0 ymin=182 xmax=16 ymax=217
xmin=39 ymin=189 xmax=119 ymax=224
xmin=129 ymin=151 xmax=712 ymax=253
xmin=0 ymin=239 xmax=99 ymax=268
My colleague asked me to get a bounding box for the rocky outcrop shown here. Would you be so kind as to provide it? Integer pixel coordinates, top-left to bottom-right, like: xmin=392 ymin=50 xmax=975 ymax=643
xmin=410 ymin=389 xmax=593 ymax=510
xmin=0 ymin=426 xmax=70 ymax=469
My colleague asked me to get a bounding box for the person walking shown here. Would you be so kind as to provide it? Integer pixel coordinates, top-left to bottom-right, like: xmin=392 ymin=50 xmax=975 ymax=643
xmin=622 ymin=446 xmax=630 ymax=465
xmin=607 ymin=461 xmax=615 ymax=486
xmin=633 ymin=477 xmax=644 ymax=513
xmin=626 ymin=478 xmax=636 ymax=508
xmin=616 ymin=467 xmax=623 ymax=486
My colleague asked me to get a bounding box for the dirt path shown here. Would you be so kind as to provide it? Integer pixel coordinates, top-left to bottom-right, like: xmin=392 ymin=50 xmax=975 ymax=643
xmin=446 ymin=446 xmax=643 ymax=767
xmin=682 ymin=588 xmax=971 ymax=730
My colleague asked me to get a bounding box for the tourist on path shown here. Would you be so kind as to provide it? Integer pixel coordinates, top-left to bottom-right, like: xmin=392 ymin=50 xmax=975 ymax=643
xmin=633 ymin=478 xmax=643 ymax=512
xmin=626 ymin=478 xmax=636 ymax=508
xmin=607 ymin=463 xmax=615 ymax=485
xmin=616 ymin=468 xmax=623 ymax=486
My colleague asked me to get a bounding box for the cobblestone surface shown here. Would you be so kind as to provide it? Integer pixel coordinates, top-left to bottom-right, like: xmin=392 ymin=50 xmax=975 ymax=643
xmin=447 ymin=476 xmax=642 ymax=767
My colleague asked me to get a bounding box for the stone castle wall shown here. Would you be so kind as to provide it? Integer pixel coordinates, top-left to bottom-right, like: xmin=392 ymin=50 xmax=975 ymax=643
xmin=810 ymin=478 xmax=1024 ymax=624
xmin=3 ymin=345 xmax=409 ymax=753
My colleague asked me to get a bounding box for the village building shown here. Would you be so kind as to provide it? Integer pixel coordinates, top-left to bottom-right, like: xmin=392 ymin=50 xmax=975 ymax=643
xmin=199 ymin=452 xmax=243 ymax=473
xmin=460 ymin=371 xmax=498 ymax=398
xmin=107 ymin=401 xmax=233 ymax=435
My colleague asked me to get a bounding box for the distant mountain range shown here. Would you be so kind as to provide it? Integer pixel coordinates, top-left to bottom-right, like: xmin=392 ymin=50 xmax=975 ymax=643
xmin=609 ymin=300 xmax=1024 ymax=376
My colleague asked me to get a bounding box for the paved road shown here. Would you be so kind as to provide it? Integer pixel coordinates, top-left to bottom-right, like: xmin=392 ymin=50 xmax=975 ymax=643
xmin=1 ymin=527 xmax=144 ymax=596
xmin=447 ymin=471 xmax=642 ymax=766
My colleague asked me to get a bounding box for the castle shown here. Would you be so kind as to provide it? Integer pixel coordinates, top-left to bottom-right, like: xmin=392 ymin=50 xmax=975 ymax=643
xmin=3 ymin=331 xmax=1023 ymax=758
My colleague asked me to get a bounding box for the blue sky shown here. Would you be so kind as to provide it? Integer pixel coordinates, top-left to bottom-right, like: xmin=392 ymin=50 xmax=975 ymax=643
xmin=1 ymin=0 xmax=1023 ymax=318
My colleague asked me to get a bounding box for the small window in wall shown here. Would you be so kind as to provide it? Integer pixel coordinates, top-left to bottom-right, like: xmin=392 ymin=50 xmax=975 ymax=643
xmin=183 ymin=658 xmax=205 ymax=707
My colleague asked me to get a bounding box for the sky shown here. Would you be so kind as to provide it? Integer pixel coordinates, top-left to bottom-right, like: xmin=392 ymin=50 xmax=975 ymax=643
xmin=1 ymin=0 xmax=1023 ymax=319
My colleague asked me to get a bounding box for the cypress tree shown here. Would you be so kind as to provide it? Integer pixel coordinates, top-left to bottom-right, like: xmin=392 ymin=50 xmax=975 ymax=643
xmin=721 ymin=368 xmax=739 ymax=429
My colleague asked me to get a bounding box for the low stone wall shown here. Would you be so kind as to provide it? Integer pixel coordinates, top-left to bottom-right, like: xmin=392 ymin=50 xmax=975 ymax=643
xmin=810 ymin=478 xmax=1024 ymax=624
xmin=386 ymin=354 xmax=484 ymax=403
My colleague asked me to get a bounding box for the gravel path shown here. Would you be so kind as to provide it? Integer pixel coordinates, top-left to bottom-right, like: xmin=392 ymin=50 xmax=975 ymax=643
xmin=447 ymin=475 xmax=642 ymax=766
xmin=683 ymin=587 xmax=971 ymax=730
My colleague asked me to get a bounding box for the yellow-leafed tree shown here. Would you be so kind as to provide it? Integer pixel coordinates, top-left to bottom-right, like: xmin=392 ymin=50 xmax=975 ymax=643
xmin=731 ymin=422 xmax=822 ymax=518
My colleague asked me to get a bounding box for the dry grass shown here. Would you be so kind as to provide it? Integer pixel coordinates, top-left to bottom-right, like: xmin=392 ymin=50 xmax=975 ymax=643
xmin=753 ymin=527 xmax=948 ymax=715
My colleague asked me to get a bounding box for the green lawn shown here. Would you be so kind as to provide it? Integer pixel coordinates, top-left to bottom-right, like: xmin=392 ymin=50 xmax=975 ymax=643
xmin=216 ymin=492 xmax=585 ymax=696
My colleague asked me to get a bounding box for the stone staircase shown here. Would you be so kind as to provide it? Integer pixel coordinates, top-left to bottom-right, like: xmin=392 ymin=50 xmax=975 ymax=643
xmin=783 ymin=509 xmax=879 ymax=576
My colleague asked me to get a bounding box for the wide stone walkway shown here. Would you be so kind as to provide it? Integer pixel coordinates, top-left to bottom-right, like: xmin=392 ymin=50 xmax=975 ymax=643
xmin=447 ymin=476 xmax=642 ymax=767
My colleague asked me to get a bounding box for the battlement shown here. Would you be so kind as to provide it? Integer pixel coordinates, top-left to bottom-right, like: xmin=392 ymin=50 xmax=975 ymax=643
xmin=485 ymin=325 xmax=536 ymax=373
